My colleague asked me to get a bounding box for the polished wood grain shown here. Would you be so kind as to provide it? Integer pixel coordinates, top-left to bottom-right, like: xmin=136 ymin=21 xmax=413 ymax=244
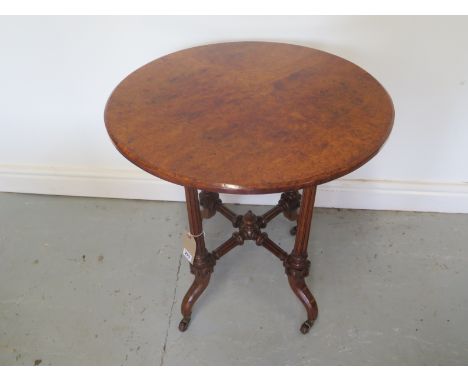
xmin=104 ymin=42 xmax=395 ymax=334
xmin=104 ymin=41 xmax=394 ymax=194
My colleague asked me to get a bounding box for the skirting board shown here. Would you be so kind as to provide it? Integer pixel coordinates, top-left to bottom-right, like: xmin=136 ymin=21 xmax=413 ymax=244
xmin=0 ymin=164 xmax=467 ymax=213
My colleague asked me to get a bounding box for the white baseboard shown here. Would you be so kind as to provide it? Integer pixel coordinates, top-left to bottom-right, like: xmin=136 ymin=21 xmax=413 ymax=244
xmin=0 ymin=164 xmax=467 ymax=213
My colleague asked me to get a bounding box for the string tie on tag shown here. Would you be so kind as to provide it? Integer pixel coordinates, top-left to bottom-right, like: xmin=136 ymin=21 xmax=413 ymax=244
xmin=187 ymin=231 xmax=205 ymax=238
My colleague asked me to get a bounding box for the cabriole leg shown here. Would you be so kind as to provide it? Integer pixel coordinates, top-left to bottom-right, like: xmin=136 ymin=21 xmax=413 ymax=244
xmin=284 ymin=186 xmax=318 ymax=334
xmin=179 ymin=187 xmax=215 ymax=332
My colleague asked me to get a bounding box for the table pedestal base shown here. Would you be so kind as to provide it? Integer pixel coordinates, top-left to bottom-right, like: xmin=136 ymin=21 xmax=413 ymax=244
xmin=180 ymin=186 xmax=318 ymax=334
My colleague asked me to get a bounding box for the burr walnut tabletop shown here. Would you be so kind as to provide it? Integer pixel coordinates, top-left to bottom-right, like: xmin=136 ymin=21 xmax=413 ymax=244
xmin=104 ymin=41 xmax=394 ymax=195
xmin=104 ymin=42 xmax=394 ymax=334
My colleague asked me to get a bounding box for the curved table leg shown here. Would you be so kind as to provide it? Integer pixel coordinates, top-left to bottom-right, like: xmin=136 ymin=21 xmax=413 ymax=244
xmin=179 ymin=270 xmax=211 ymax=331
xmin=284 ymin=186 xmax=318 ymax=334
xmin=179 ymin=187 xmax=215 ymax=332
xmin=287 ymin=274 xmax=318 ymax=334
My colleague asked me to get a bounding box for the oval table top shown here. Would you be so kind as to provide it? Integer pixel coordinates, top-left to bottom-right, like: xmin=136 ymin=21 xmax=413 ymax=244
xmin=104 ymin=42 xmax=394 ymax=194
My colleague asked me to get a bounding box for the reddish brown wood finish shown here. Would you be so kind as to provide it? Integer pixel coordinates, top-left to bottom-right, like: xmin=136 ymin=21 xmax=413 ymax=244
xmin=285 ymin=186 xmax=318 ymax=333
xmin=179 ymin=187 xmax=215 ymax=331
xmin=104 ymin=42 xmax=394 ymax=195
xmin=192 ymin=188 xmax=318 ymax=333
xmin=104 ymin=42 xmax=395 ymax=334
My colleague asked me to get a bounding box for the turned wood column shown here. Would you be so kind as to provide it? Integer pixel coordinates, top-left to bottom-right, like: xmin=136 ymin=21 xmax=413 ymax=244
xmin=285 ymin=186 xmax=319 ymax=334
xmin=179 ymin=187 xmax=216 ymax=332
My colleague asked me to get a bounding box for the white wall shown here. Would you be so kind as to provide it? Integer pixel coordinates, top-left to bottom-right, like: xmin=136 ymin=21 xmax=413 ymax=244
xmin=1 ymin=16 xmax=467 ymax=212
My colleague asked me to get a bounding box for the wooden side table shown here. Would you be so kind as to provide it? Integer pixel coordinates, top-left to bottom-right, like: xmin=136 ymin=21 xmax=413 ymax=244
xmin=104 ymin=42 xmax=394 ymax=334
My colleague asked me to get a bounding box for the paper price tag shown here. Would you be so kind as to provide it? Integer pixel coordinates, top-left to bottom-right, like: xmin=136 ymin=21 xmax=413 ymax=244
xmin=182 ymin=232 xmax=197 ymax=264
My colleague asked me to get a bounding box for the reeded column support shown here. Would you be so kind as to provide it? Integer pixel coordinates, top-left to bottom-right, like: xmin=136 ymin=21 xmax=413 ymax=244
xmin=179 ymin=188 xmax=317 ymax=334
xmin=179 ymin=187 xmax=216 ymax=332
xmin=284 ymin=186 xmax=318 ymax=334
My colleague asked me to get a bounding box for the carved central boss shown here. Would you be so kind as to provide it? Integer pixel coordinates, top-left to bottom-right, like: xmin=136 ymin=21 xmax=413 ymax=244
xmin=179 ymin=188 xmax=318 ymax=335
xmin=198 ymin=190 xmax=301 ymax=263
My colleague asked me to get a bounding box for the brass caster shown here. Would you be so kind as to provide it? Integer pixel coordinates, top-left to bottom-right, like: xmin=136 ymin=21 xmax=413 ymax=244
xmin=178 ymin=317 xmax=191 ymax=332
xmin=300 ymin=320 xmax=314 ymax=334
xmin=290 ymin=226 xmax=297 ymax=236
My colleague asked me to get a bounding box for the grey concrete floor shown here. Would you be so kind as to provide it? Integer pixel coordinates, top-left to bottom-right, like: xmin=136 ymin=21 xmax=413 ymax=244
xmin=0 ymin=192 xmax=467 ymax=365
